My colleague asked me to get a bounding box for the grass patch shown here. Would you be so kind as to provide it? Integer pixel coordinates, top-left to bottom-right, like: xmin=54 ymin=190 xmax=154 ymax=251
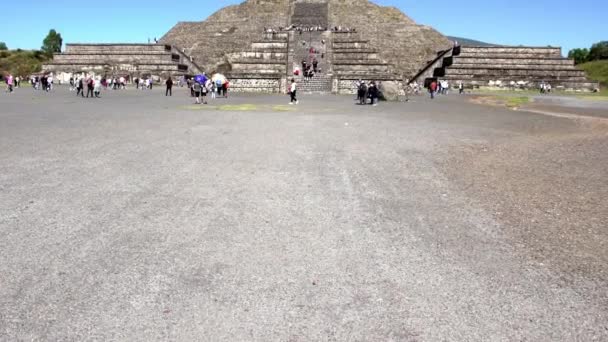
xmin=179 ymin=105 xmax=218 ymax=110
xmin=272 ymin=105 xmax=296 ymax=112
xmin=179 ymin=103 xmax=298 ymax=112
xmin=217 ymin=104 xmax=258 ymax=111
xmin=495 ymin=96 xmax=530 ymax=108
xmin=578 ymin=60 xmax=608 ymax=87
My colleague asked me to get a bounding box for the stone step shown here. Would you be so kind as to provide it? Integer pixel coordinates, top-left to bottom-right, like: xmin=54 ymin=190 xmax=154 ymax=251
xmin=332 ymin=49 xmax=378 ymax=54
xmin=53 ymin=55 xmax=180 ymax=64
xmin=333 ymin=42 xmax=370 ymax=49
xmin=461 ymin=46 xmax=562 ymax=56
xmin=441 ymin=78 xmax=598 ymax=90
xmin=452 ymin=57 xmax=574 ymax=66
xmin=334 ymin=64 xmax=391 ymax=73
xmin=444 ymin=68 xmax=586 ymax=78
xmin=251 ymin=42 xmax=288 ymax=49
xmin=65 ymin=44 xmax=171 ymax=53
xmin=43 ymin=63 xmax=188 ymax=73
xmin=449 ymin=63 xmax=582 ymax=71
xmin=334 ymin=54 xmax=379 ymax=60
xmin=333 ymin=39 xmax=369 ymax=44
xmin=457 ymin=52 xmax=567 ymax=59
xmin=229 ymin=51 xmax=287 ymax=60
xmin=441 ymin=75 xmax=590 ymax=82
xmin=225 ymin=72 xmax=284 ymax=79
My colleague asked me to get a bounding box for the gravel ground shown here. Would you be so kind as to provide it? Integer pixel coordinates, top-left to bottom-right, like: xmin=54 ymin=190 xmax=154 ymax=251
xmin=1 ymin=87 xmax=607 ymax=341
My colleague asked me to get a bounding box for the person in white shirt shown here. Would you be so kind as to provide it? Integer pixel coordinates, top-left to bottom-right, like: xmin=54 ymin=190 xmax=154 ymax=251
xmin=94 ymin=77 xmax=102 ymax=97
xmin=47 ymin=75 xmax=54 ymax=91
xmin=289 ymin=78 xmax=298 ymax=104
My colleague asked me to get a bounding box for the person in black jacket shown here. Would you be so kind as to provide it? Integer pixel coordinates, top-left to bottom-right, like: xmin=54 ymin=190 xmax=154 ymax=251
xmin=166 ymin=77 xmax=173 ymax=96
xmin=368 ymin=81 xmax=379 ymax=106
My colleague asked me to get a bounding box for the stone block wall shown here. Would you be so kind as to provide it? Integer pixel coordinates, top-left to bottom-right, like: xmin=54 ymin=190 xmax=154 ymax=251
xmin=228 ymin=77 xmax=283 ymax=93
xmin=335 ymin=78 xmax=404 ymax=95
xmin=43 ymin=44 xmax=192 ymax=77
xmin=421 ymin=45 xmax=600 ymax=91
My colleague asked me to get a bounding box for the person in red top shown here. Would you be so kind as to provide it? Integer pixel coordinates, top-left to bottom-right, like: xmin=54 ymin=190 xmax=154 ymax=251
xmin=429 ymin=80 xmax=438 ymax=99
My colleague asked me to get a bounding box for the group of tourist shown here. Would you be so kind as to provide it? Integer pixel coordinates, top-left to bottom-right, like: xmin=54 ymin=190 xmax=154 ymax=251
xmin=427 ymin=79 xmax=460 ymax=99
xmin=539 ymin=81 xmax=553 ymax=93
xmin=189 ymin=77 xmax=230 ymax=105
xmin=331 ymin=26 xmax=356 ymax=33
xmin=134 ymin=77 xmax=154 ymax=90
xmin=355 ymin=80 xmax=379 ymax=106
xmin=70 ymin=76 xmax=102 ymax=98
xmin=29 ymin=75 xmax=54 ymax=91
xmin=300 ymin=58 xmax=320 ymax=80
xmin=263 ymin=25 xmax=356 ymax=33
xmin=266 ymin=25 xmax=328 ymax=33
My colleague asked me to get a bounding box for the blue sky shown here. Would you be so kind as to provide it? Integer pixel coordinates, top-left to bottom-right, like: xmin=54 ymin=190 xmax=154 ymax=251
xmin=1 ymin=0 xmax=605 ymax=55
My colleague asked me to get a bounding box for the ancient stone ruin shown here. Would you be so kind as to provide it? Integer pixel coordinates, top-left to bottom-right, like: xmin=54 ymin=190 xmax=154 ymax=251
xmin=42 ymin=43 xmax=202 ymax=80
xmin=412 ymin=45 xmax=599 ymax=91
xmin=42 ymin=0 xmax=597 ymax=92
xmin=159 ymin=0 xmax=449 ymax=94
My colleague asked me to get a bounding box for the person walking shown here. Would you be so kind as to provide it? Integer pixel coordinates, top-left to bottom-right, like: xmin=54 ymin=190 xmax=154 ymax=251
xmin=429 ymin=80 xmax=437 ymax=99
xmin=6 ymin=74 xmax=14 ymax=93
xmin=193 ymin=81 xmax=202 ymax=104
xmin=94 ymin=77 xmax=102 ymax=97
xmin=368 ymin=81 xmax=378 ymax=106
xmin=459 ymin=81 xmax=464 ymax=94
xmin=76 ymin=78 xmax=84 ymax=97
xmin=201 ymin=79 xmax=209 ymax=104
xmin=288 ymin=78 xmax=298 ymax=105
xmin=222 ymin=80 xmax=229 ymax=98
xmin=211 ymin=81 xmax=216 ymax=99
xmin=86 ymin=77 xmax=95 ymax=98
xmin=165 ymin=77 xmax=173 ymax=96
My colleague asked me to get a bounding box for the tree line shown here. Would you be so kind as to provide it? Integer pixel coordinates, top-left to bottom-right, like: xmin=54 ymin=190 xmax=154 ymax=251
xmin=0 ymin=29 xmax=63 ymax=78
xmin=568 ymin=41 xmax=608 ymax=65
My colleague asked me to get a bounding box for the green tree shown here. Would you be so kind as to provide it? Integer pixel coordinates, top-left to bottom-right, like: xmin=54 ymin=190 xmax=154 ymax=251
xmin=568 ymin=48 xmax=589 ymax=65
xmin=588 ymin=41 xmax=608 ymax=61
xmin=0 ymin=42 xmax=7 ymax=50
xmin=41 ymin=29 xmax=63 ymax=56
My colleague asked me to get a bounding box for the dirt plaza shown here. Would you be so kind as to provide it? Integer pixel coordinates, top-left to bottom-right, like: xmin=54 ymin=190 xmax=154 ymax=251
xmin=1 ymin=86 xmax=607 ymax=340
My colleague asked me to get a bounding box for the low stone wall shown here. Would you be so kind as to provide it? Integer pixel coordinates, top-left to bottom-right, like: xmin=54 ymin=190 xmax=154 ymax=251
xmin=43 ymin=63 xmax=186 ymax=74
xmin=333 ymin=63 xmax=390 ymax=73
xmin=445 ymin=68 xmax=586 ymax=78
xmin=462 ymin=46 xmax=562 ymax=56
xmin=53 ymin=54 xmax=178 ymax=64
xmin=66 ymin=44 xmax=170 ymax=53
xmin=251 ymin=42 xmax=288 ymax=49
xmin=454 ymin=57 xmax=574 ymax=66
xmin=228 ymin=78 xmax=283 ymax=93
xmin=335 ymin=78 xmax=404 ymax=96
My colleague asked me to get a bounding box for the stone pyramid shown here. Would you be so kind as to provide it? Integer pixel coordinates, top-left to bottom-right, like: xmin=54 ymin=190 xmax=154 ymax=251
xmin=161 ymin=0 xmax=450 ymax=78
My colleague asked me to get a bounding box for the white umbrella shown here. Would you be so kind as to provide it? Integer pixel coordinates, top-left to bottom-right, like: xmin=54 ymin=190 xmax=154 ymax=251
xmin=212 ymin=73 xmax=227 ymax=84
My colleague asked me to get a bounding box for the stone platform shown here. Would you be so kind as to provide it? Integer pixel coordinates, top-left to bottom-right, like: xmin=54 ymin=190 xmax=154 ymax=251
xmin=42 ymin=44 xmax=202 ymax=79
xmin=412 ymin=45 xmax=599 ymax=91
